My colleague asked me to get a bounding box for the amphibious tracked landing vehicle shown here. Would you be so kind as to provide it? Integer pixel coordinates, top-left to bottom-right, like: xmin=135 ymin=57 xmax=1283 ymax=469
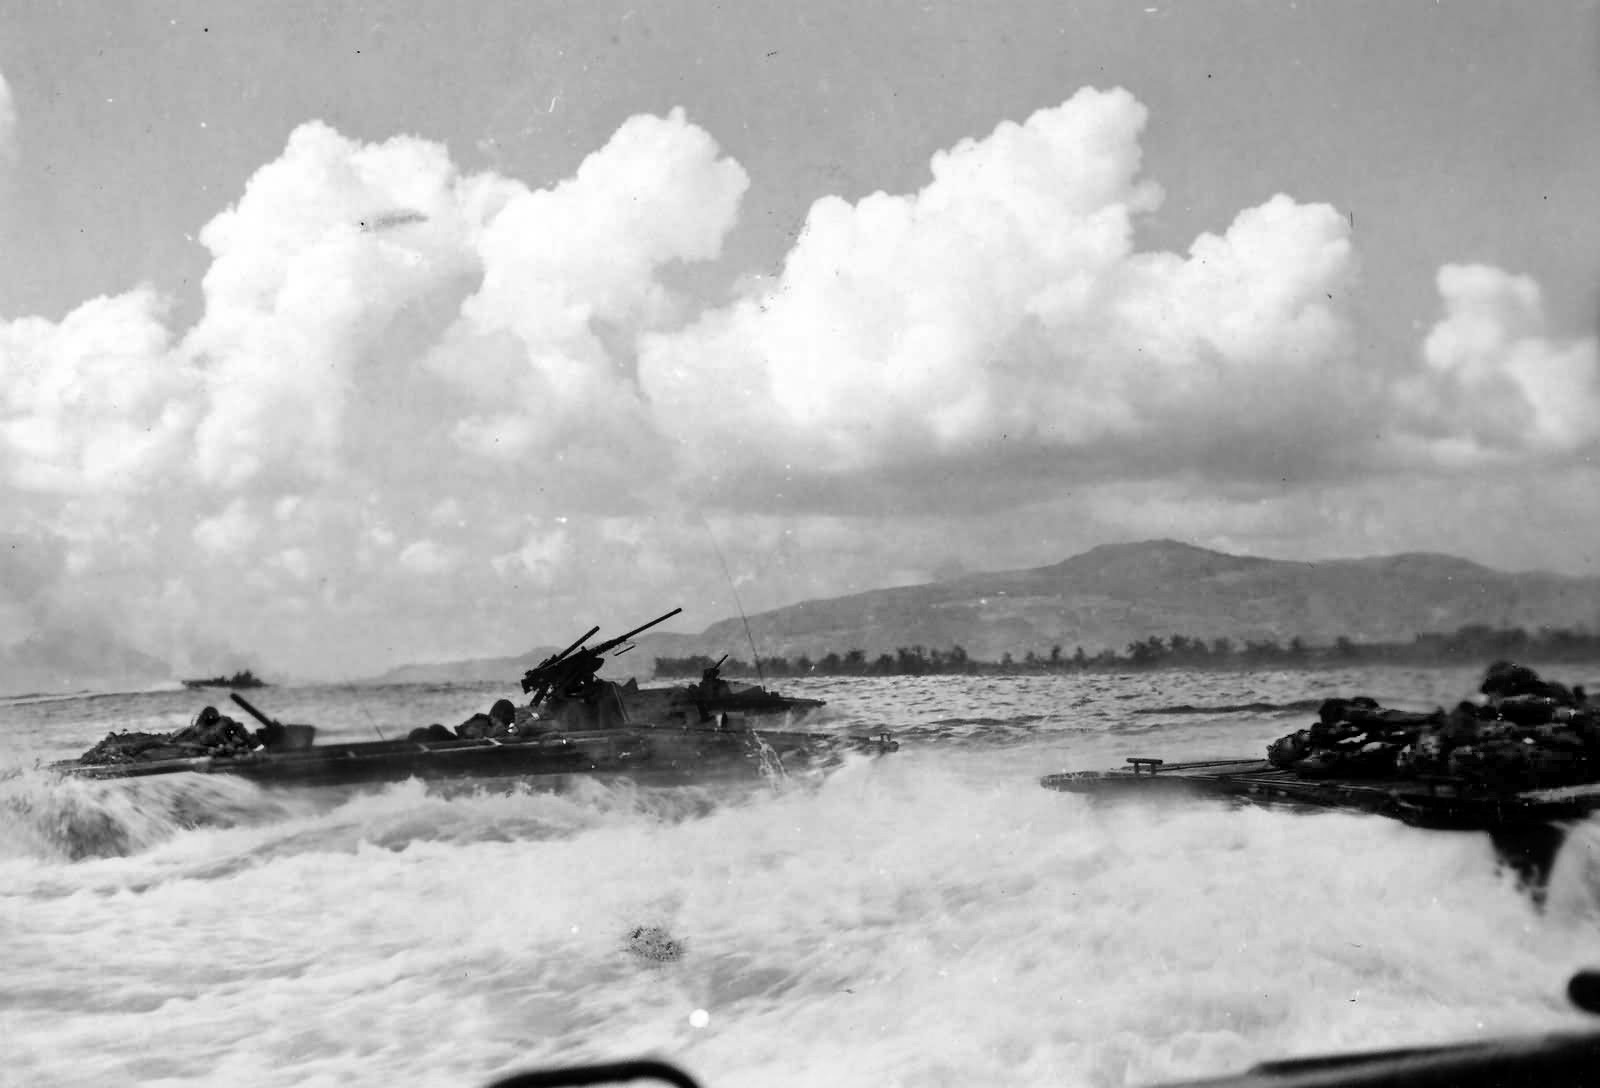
xmin=1041 ymin=663 xmax=1600 ymax=894
xmin=54 ymin=609 xmax=896 ymax=790
xmin=613 ymin=655 xmax=825 ymax=728
xmin=56 ymin=714 xmax=895 ymax=789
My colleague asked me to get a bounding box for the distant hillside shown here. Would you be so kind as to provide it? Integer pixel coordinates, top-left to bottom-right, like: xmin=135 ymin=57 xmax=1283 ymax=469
xmin=352 ymin=541 xmax=1600 ymax=683
xmin=644 ymin=540 xmax=1600 ymax=666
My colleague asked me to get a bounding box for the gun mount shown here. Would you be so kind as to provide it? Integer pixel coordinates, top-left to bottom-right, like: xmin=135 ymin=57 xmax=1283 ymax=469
xmin=521 ymin=608 xmax=683 ymax=706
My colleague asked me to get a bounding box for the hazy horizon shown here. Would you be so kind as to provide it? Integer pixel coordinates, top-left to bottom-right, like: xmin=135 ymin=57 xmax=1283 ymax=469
xmin=9 ymin=534 xmax=1600 ymax=694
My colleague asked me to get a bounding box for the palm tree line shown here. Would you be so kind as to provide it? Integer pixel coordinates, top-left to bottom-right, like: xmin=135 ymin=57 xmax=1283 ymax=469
xmin=652 ymin=624 xmax=1600 ymax=678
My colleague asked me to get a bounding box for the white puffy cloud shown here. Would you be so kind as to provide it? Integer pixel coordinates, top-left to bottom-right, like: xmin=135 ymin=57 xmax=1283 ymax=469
xmin=182 ymin=108 xmax=743 ymax=495
xmin=1390 ymin=264 xmax=1600 ymax=465
xmin=185 ymin=121 xmax=494 ymax=490
xmin=639 ymin=88 xmax=1362 ymax=491
xmin=4 ymin=91 xmax=1599 ymax=686
xmin=0 ymin=288 xmax=195 ymax=494
xmin=0 ymin=109 xmax=751 ymax=680
xmin=426 ymin=108 xmax=748 ymax=483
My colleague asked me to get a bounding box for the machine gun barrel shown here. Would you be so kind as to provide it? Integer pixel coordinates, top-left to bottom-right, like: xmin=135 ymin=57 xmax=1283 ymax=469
xmin=551 ymin=626 xmax=601 ymax=666
xmin=230 ymin=692 xmax=295 ymax=748
xmin=230 ymin=693 xmax=280 ymax=729
xmin=589 ymin=607 xmax=683 ymax=656
xmin=519 ymin=608 xmax=682 ymax=699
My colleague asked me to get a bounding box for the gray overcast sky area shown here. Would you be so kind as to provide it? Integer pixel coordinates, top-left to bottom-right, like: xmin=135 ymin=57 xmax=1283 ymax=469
xmin=0 ymin=1 xmax=1597 ymax=679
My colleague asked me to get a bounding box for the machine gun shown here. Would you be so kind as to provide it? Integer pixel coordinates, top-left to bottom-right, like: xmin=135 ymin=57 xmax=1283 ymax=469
xmin=521 ymin=608 xmax=683 ymax=706
xmin=694 ymin=654 xmax=731 ymax=697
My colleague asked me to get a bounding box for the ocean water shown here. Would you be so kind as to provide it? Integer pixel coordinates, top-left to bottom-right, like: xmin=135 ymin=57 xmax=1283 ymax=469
xmin=5 ymin=664 xmax=1600 ymax=1088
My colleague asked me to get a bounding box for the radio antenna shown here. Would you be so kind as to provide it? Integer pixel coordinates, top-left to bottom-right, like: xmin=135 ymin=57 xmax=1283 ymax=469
xmin=702 ymin=516 xmax=766 ymax=686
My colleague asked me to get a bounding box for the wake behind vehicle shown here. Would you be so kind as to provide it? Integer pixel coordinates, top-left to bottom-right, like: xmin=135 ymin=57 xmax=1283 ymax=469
xmin=53 ymin=609 xmax=897 ymax=790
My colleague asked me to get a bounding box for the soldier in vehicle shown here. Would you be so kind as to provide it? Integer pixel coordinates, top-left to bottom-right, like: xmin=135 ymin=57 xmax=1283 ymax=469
xmin=456 ymin=699 xmax=518 ymax=739
xmin=174 ymin=706 xmax=256 ymax=753
xmin=1481 ymin=660 xmax=1576 ymax=704
xmin=488 ymin=699 xmax=519 ymax=737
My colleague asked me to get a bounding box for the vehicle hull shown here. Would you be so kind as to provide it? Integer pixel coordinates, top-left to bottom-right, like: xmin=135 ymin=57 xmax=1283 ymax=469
xmin=56 ymin=725 xmax=895 ymax=789
xmin=1040 ymin=757 xmax=1600 ymax=827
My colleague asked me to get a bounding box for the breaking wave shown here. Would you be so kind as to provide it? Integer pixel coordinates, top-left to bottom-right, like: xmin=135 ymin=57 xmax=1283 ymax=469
xmin=8 ymin=752 xmax=1600 ymax=1088
xmin=0 ymin=769 xmax=307 ymax=861
xmin=0 ymin=764 xmax=818 ymax=866
xmin=9 ymin=670 xmax=1600 ymax=1086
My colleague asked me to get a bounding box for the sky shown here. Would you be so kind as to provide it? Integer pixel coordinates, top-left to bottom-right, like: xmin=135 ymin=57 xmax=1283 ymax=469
xmin=1 ymin=0 xmax=1598 ymax=681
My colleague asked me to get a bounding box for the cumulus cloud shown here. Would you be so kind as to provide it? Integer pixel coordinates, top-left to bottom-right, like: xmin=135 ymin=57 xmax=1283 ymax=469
xmin=639 ymin=88 xmax=1365 ymax=496
xmin=4 ymin=89 xmax=1598 ymax=684
xmin=185 ymin=121 xmax=493 ymax=490
xmin=182 ymin=109 xmax=745 ymax=497
xmin=1390 ymin=264 xmax=1600 ymax=465
xmin=0 ymin=288 xmax=194 ymax=494
xmin=427 ymin=108 xmax=747 ymax=486
xmin=0 ymin=108 xmax=752 ymax=679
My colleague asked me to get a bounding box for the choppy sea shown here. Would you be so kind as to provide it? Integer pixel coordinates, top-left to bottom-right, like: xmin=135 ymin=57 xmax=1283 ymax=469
xmin=6 ymin=664 xmax=1600 ymax=1088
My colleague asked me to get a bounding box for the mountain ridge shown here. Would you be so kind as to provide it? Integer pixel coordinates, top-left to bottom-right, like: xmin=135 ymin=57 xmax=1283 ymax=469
xmin=124 ymin=539 xmax=1595 ymax=688
xmin=667 ymin=540 xmax=1600 ymax=666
